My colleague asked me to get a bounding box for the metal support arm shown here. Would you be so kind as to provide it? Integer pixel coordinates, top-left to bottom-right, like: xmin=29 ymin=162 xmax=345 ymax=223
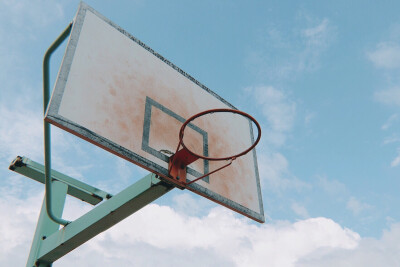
xmin=9 ymin=156 xmax=112 ymax=205
xmin=37 ymin=173 xmax=173 ymax=263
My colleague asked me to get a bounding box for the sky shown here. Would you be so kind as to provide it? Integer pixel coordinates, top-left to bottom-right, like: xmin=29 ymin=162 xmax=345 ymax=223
xmin=1 ymin=0 xmax=400 ymax=266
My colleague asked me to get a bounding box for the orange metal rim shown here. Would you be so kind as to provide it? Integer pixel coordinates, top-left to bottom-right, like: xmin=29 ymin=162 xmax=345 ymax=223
xmin=178 ymin=109 xmax=262 ymax=161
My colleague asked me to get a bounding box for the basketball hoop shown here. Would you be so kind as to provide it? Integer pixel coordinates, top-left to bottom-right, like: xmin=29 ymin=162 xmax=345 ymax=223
xmin=168 ymin=109 xmax=261 ymax=185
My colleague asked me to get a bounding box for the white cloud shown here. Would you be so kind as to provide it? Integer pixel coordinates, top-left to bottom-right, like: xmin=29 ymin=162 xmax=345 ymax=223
xmin=0 ymin=0 xmax=64 ymax=31
xmin=255 ymin=86 xmax=296 ymax=132
xmin=243 ymin=86 xmax=307 ymax=192
xmin=298 ymin=223 xmax=400 ymax=267
xmin=172 ymin=192 xmax=215 ymax=217
xmin=346 ymin=197 xmax=372 ymax=216
xmin=246 ymin=86 xmax=296 ymax=147
xmin=60 ymin=206 xmax=359 ymax=267
xmin=5 ymin=182 xmax=400 ymax=267
xmin=0 ymin=102 xmax=90 ymax=177
xmin=291 ymin=202 xmax=310 ymax=219
xmin=374 ymin=87 xmax=400 ymax=107
xmin=0 ymin=1 xmax=65 ymax=89
xmin=383 ymin=134 xmax=400 ymax=145
xmin=0 ymin=104 xmax=44 ymax=163
xmin=304 ymin=112 xmax=316 ymax=126
xmin=258 ymin=152 xmax=309 ymax=191
xmin=367 ymin=42 xmax=400 ymax=69
xmin=0 ymin=100 xmax=103 ymax=202
xmin=369 ymin=39 xmax=400 ymax=169
xmin=0 ymin=185 xmax=93 ymax=266
xmin=115 ymin=158 xmax=134 ymax=184
xmin=302 ymin=18 xmax=330 ymax=47
xmin=317 ymin=175 xmax=347 ymax=196
xmin=382 ymin=113 xmax=398 ymax=130
xmin=247 ymin=16 xmax=333 ymax=80
xmin=0 ymin=193 xmax=42 ymax=264
xmin=390 ymin=150 xmax=400 ymax=167
xmin=297 ymin=17 xmax=333 ymax=73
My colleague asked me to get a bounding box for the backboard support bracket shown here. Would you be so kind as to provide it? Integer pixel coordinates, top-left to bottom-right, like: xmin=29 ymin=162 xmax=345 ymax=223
xmin=168 ymin=147 xmax=199 ymax=186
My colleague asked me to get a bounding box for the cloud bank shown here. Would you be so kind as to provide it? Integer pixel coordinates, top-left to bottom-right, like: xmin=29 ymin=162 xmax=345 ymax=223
xmin=0 ymin=187 xmax=363 ymax=267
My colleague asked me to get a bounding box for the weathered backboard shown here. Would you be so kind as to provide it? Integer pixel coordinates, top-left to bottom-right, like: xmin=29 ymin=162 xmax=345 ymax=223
xmin=46 ymin=2 xmax=264 ymax=223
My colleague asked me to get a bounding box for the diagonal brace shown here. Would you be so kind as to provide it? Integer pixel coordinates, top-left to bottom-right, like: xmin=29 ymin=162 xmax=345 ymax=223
xmin=37 ymin=173 xmax=173 ymax=263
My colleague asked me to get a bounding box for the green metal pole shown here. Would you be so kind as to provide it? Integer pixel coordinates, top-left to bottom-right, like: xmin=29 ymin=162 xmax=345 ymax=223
xmin=26 ymin=180 xmax=68 ymax=267
xmin=43 ymin=23 xmax=73 ymax=226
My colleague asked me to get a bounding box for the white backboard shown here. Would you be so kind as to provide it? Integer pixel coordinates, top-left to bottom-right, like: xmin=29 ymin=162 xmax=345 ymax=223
xmin=46 ymin=2 xmax=264 ymax=222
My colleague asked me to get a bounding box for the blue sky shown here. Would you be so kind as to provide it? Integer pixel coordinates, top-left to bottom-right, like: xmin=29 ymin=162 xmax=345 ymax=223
xmin=1 ymin=1 xmax=400 ymax=266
